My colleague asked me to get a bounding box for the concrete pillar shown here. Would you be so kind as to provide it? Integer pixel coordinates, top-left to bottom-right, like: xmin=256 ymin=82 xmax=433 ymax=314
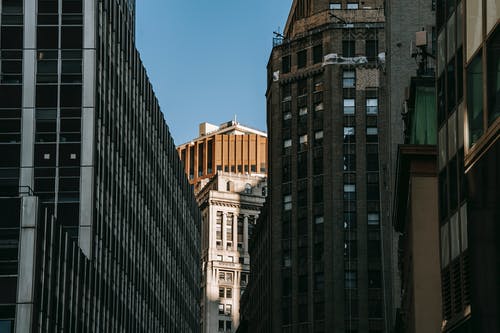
xmin=233 ymin=213 xmax=238 ymax=250
xmin=222 ymin=212 xmax=227 ymax=251
xmin=16 ymin=196 xmax=38 ymax=333
xmin=243 ymin=215 xmax=249 ymax=253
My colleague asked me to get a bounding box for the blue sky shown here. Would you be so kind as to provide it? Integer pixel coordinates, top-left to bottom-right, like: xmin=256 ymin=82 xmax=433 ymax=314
xmin=135 ymin=1 xmax=292 ymax=145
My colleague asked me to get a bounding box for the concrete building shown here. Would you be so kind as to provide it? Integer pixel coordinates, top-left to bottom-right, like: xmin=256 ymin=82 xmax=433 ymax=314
xmin=436 ymin=0 xmax=499 ymax=331
xmin=263 ymin=0 xmax=393 ymax=332
xmin=177 ymin=122 xmax=268 ymax=333
xmin=0 ymin=0 xmax=200 ymax=332
xmin=177 ymin=121 xmax=267 ymax=192
xmin=393 ymin=75 xmax=442 ymax=333
xmin=385 ymin=0 xmax=436 ymax=317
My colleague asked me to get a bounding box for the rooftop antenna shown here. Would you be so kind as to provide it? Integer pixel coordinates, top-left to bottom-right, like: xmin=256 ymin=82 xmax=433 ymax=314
xmin=234 ymin=114 xmax=237 ymax=124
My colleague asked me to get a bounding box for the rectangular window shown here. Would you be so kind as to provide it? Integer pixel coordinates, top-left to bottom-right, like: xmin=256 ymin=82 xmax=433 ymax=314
xmin=330 ymin=2 xmax=342 ymax=9
xmin=487 ymin=27 xmax=500 ymax=125
xmin=343 ymin=40 xmax=356 ymax=57
xmin=313 ymin=44 xmax=323 ymax=63
xmin=343 ymin=70 xmax=355 ymax=88
xmin=366 ymin=127 xmax=378 ymax=142
xmin=282 ymin=55 xmax=291 ymax=73
xmin=366 ymin=40 xmax=378 ymax=60
xmin=299 ymin=106 xmax=308 ymax=116
xmin=368 ymin=213 xmax=380 ymax=225
xmin=297 ymin=49 xmax=307 ymax=69
xmin=344 ymin=184 xmax=356 ymax=200
xmin=347 ymin=3 xmax=359 ymax=9
xmin=467 ymin=53 xmax=483 ymax=147
xmin=366 ymin=98 xmax=378 ymax=114
xmin=343 ymin=98 xmax=355 ymax=114
xmin=283 ymin=195 xmax=292 ymax=211
xmin=314 ymin=130 xmax=323 ymax=145
xmin=344 ymin=127 xmax=355 ymax=143
xmin=345 ymin=271 xmax=357 ymax=289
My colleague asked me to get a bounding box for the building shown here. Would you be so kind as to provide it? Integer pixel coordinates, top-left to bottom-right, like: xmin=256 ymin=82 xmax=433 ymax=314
xmin=238 ymin=202 xmax=272 ymax=333
xmin=0 ymin=0 xmax=200 ymax=332
xmin=392 ymin=75 xmax=442 ymax=333
xmin=177 ymin=121 xmax=267 ymax=192
xmin=264 ymin=0 xmax=393 ymax=332
xmin=177 ymin=121 xmax=268 ymax=333
xmin=436 ymin=0 xmax=499 ymax=331
xmin=385 ymin=0 xmax=436 ymax=316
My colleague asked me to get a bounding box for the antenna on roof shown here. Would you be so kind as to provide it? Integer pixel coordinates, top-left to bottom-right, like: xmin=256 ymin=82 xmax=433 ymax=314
xmin=234 ymin=114 xmax=237 ymax=124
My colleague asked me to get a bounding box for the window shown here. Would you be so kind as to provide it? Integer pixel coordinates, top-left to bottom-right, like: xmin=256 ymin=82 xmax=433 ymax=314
xmin=219 ymin=287 xmax=225 ymax=298
xmin=314 ymin=130 xmax=324 ymax=145
xmin=298 ymin=79 xmax=308 ymax=96
xmin=343 ymin=71 xmax=355 ymax=88
xmin=366 ymin=127 xmax=378 ymax=142
xmin=226 ymin=288 xmax=232 ymax=298
xmin=299 ymin=106 xmax=308 ymax=116
xmin=366 ymin=144 xmax=379 ymax=171
xmin=345 ymin=271 xmax=357 ymax=289
xmin=1 ymin=27 xmax=23 ymax=49
xmin=343 ymin=40 xmax=356 ymax=57
xmin=313 ymin=44 xmax=323 ymax=63
xmin=467 ymin=53 xmax=483 ymax=146
xmin=347 ymin=2 xmax=359 ymax=9
xmin=344 ymin=240 xmax=357 ymax=258
xmin=297 ymin=49 xmax=307 ymax=69
xmin=218 ymin=304 xmax=225 ymax=315
xmin=225 ymin=304 xmax=232 ymax=316
xmin=298 ymin=274 xmax=308 ymax=293
xmin=329 ymin=2 xmax=342 ymax=9
xmin=314 ymin=102 xmax=324 ymax=112
xmin=226 ymin=321 xmax=232 ymax=331
xmin=299 ymin=134 xmax=308 ymax=150
xmin=368 ymin=213 xmax=380 ymax=225
xmin=366 ymin=98 xmax=378 ymax=114
xmin=343 ymin=99 xmax=355 ymax=114
xmin=283 ymin=139 xmax=292 ymax=148
xmin=244 ymin=183 xmax=252 ymax=194
xmin=218 ymin=320 xmax=224 ymax=332
xmin=282 ymin=55 xmax=291 ymax=73
xmin=298 ymin=152 xmax=308 ymax=178
xmin=344 ymin=184 xmax=356 ymax=200
xmin=283 ymin=195 xmax=292 ymax=211
xmin=368 ymin=270 xmax=382 ymax=288
xmin=366 ymin=40 xmax=378 ymax=60
xmin=487 ymin=27 xmax=500 ymax=125
xmin=344 ymin=212 xmax=356 ymax=229
xmin=344 ymin=127 xmax=355 ymax=143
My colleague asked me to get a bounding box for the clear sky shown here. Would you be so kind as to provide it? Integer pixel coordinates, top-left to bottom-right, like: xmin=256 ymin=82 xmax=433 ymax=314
xmin=135 ymin=1 xmax=292 ymax=145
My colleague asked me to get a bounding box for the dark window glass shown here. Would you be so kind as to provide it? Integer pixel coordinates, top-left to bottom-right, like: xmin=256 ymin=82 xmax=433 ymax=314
xmin=2 ymin=0 xmax=23 ymax=14
xmin=366 ymin=40 xmax=378 ymax=60
xmin=437 ymin=74 xmax=446 ymax=127
xmin=449 ymin=155 xmax=458 ymax=211
xmin=344 ymin=241 xmax=357 ymax=259
xmin=0 ymin=277 xmax=17 ymax=303
xmin=297 ymin=152 xmax=308 ymax=178
xmin=37 ymin=27 xmax=58 ymax=49
xmin=282 ymin=155 xmax=291 ymax=182
xmin=297 ymin=50 xmax=307 ymax=69
xmin=368 ymin=270 xmax=381 ymax=288
xmin=367 ymin=183 xmax=380 ymax=200
xmin=62 ymin=0 xmax=82 ymax=13
xmin=61 ymin=27 xmax=82 ymax=49
xmin=343 ymin=40 xmax=355 ymax=57
xmin=457 ymin=47 xmax=464 ymax=101
xmin=0 ymin=145 xmax=20 ymax=168
xmin=439 ymin=168 xmax=448 ymax=221
xmin=467 ymin=52 xmax=483 ymax=146
xmin=313 ymin=148 xmax=323 ymax=175
xmin=60 ymin=85 xmax=82 ymax=107
xmin=487 ymin=27 xmax=500 ymax=124
xmin=436 ymin=0 xmax=445 ymax=30
xmin=313 ymin=44 xmax=323 ymax=63
xmin=447 ymin=57 xmax=456 ymax=114
xmin=282 ymin=55 xmax=291 ymax=73
xmin=0 ymin=199 xmax=20 ymax=227
xmin=298 ymin=304 xmax=308 ymax=322
xmin=57 ymin=202 xmax=79 ymax=226
xmin=0 ymin=86 xmax=22 ymax=108
xmin=36 ymin=85 xmax=58 ymax=108
xmin=298 ymin=274 xmax=308 ymax=293
xmin=297 ymin=79 xmax=308 ymax=96
xmin=366 ymin=145 xmax=379 ymax=171
xmin=38 ymin=0 xmax=58 ymax=13
xmin=314 ymin=301 xmax=325 ymax=320
xmin=344 ymin=212 xmax=356 ymax=229
xmin=368 ymin=240 xmax=381 ymax=259
xmin=1 ymin=27 xmax=22 ymax=49
xmin=368 ymin=298 xmax=383 ymax=318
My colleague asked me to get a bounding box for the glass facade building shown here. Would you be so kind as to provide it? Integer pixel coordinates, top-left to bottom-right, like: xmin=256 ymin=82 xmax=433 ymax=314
xmin=0 ymin=0 xmax=200 ymax=332
xmin=436 ymin=0 xmax=499 ymax=331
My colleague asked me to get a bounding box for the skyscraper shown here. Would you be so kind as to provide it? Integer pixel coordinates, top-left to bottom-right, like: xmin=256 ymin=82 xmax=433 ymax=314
xmin=177 ymin=121 xmax=268 ymax=333
xmin=264 ymin=0 xmax=392 ymax=331
xmin=0 ymin=0 xmax=200 ymax=332
xmin=436 ymin=1 xmax=499 ymax=331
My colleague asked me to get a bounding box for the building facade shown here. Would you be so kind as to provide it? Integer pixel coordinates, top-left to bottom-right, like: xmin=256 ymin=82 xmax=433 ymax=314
xmin=196 ymin=172 xmax=267 ymax=333
xmin=265 ymin=0 xmax=392 ymax=332
xmin=177 ymin=121 xmax=267 ymax=192
xmin=392 ymin=75 xmax=442 ymax=333
xmin=177 ymin=121 xmax=268 ymax=333
xmin=0 ymin=0 xmax=200 ymax=332
xmin=436 ymin=0 xmax=499 ymax=331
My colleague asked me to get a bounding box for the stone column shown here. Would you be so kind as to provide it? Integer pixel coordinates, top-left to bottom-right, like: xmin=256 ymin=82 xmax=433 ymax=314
xmin=233 ymin=213 xmax=238 ymax=250
xmin=222 ymin=212 xmax=227 ymax=251
xmin=243 ymin=215 xmax=249 ymax=253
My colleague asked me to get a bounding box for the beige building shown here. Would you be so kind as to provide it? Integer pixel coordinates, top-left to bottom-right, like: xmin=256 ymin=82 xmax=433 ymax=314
xmin=177 ymin=121 xmax=268 ymax=333
xmin=177 ymin=121 xmax=267 ymax=193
